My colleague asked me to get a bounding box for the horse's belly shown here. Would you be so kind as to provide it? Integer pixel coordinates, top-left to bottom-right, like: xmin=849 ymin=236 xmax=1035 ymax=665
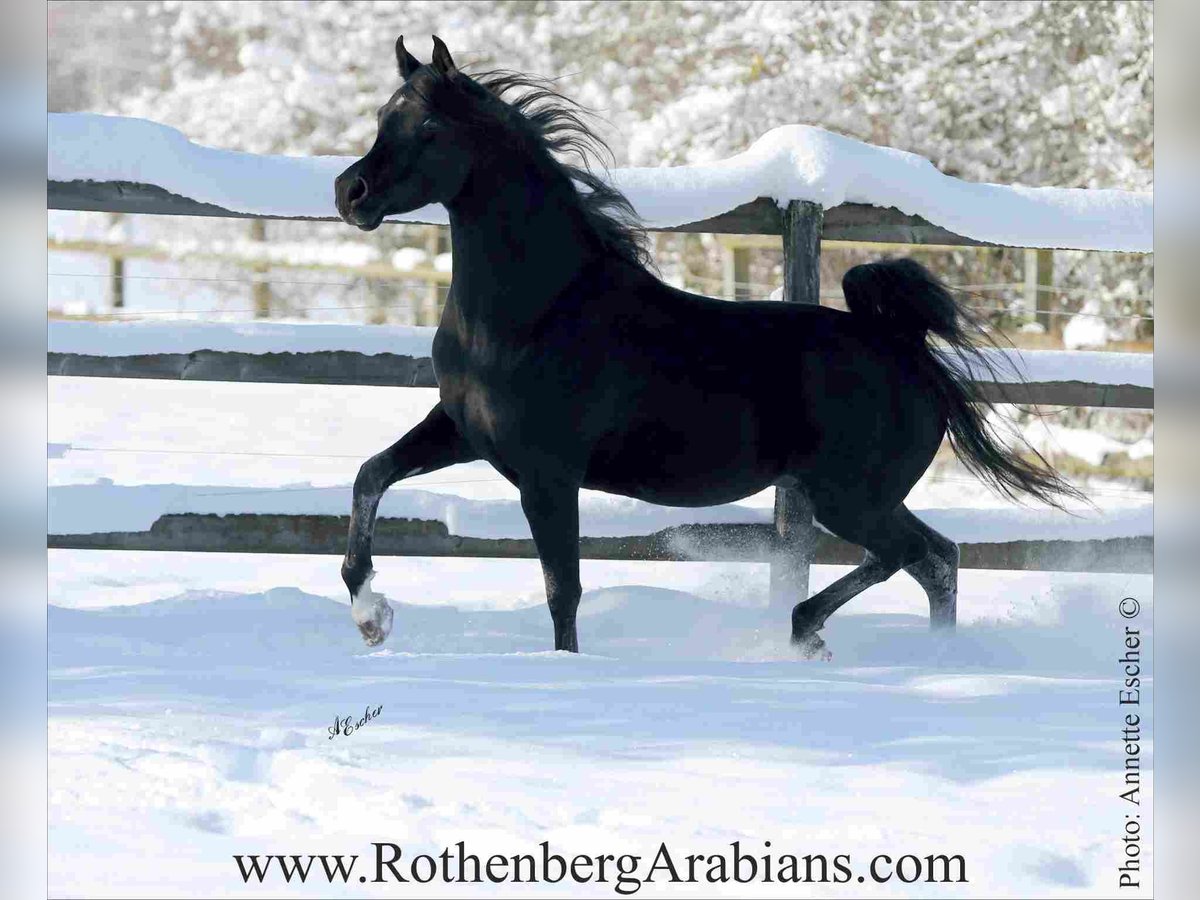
xmin=585 ymin=471 xmax=777 ymax=508
xmin=583 ymin=412 xmax=782 ymax=507
xmin=437 ymin=332 xmax=789 ymax=504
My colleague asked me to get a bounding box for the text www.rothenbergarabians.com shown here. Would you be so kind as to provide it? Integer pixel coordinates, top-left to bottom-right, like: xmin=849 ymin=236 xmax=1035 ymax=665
xmin=233 ymin=841 xmax=967 ymax=893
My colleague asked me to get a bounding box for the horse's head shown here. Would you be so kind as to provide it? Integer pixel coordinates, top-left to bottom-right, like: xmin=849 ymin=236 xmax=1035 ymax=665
xmin=334 ymin=36 xmax=475 ymax=231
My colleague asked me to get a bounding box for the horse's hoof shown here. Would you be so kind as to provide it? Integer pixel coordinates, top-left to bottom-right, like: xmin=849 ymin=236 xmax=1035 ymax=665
xmin=350 ymin=571 xmax=394 ymax=647
xmin=792 ymin=631 xmax=833 ymax=661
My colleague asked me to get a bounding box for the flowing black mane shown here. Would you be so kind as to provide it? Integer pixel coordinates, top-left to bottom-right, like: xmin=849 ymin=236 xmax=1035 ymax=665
xmin=427 ymin=68 xmax=650 ymax=268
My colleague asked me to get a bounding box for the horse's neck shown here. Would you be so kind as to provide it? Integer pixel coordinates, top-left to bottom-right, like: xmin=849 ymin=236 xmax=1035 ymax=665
xmin=445 ymin=156 xmax=593 ymax=335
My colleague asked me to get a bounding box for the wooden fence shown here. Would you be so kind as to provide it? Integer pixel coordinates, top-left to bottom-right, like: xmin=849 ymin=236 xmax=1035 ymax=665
xmin=48 ymin=178 xmax=1155 ymax=596
xmin=45 ymin=339 xmax=1153 ymax=410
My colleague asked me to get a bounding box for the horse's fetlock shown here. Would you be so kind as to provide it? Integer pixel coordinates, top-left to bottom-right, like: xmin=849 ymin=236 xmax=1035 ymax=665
xmin=342 ymin=557 xmax=373 ymax=594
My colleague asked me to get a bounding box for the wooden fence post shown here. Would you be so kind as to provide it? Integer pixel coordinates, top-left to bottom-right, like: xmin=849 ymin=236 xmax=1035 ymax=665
xmin=423 ymin=226 xmax=442 ymax=326
xmin=1024 ymin=247 xmax=1055 ymax=337
xmin=109 ymin=213 xmax=125 ymax=309
xmin=249 ymin=219 xmax=271 ymax=318
xmin=769 ymin=200 xmax=823 ymax=612
xmin=110 ymin=253 xmax=125 ymax=310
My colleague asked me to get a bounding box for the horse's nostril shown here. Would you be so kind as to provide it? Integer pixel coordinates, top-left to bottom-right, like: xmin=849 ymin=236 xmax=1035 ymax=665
xmin=346 ymin=176 xmax=368 ymax=208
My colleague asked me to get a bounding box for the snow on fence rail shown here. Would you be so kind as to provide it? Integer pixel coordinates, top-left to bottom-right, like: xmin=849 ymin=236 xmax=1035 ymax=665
xmin=47 ymin=113 xmax=1154 ymax=582
xmin=49 ymin=113 xmax=1152 ymax=251
xmin=47 ymin=320 xmax=1154 ymax=409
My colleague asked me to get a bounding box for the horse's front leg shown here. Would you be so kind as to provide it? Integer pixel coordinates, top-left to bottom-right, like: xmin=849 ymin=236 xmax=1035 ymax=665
xmin=520 ymin=478 xmax=582 ymax=652
xmin=342 ymin=403 xmax=478 ymax=646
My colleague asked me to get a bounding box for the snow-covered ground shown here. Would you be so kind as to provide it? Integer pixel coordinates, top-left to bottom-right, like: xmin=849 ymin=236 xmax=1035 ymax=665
xmin=48 ymin=376 xmax=1153 ymax=896
xmin=49 ymin=113 xmax=1151 ymax=251
xmin=50 ymin=570 xmax=1152 ymax=899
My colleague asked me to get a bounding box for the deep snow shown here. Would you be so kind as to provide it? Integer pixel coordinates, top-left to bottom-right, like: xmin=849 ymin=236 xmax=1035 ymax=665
xmin=48 ymin=113 xmax=1151 ymax=251
xmin=49 ymin=570 xmax=1153 ymax=898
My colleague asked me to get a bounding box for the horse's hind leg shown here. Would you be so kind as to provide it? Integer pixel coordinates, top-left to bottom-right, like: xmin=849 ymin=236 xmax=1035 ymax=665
xmin=898 ymin=508 xmax=960 ymax=630
xmin=790 ymin=505 xmax=928 ymax=659
xmin=342 ymin=403 xmax=478 ymax=645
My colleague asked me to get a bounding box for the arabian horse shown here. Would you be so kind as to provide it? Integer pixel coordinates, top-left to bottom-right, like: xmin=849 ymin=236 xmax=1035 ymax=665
xmin=333 ymin=36 xmax=1079 ymax=657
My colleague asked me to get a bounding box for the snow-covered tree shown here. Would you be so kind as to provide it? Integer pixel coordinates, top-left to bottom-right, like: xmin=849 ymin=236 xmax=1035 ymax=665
xmin=49 ymin=1 xmax=1152 ymax=333
xmin=101 ymin=1 xmax=549 ymax=155
xmin=97 ymin=0 xmax=1150 ymax=191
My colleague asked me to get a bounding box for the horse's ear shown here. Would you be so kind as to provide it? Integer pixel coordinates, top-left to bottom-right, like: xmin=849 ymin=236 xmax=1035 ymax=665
xmin=395 ymin=35 xmax=422 ymax=80
xmin=430 ymin=35 xmax=458 ymax=78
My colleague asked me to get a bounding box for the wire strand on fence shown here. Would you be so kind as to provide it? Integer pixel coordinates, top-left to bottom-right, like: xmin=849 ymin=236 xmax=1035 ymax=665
xmin=50 ymin=269 xmax=1154 ymax=323
xmin=52 ymin=269 xmax=367 ymax=287
xmin=963 ymin=304 xmax=1151 ymax=322
xmin=48 ymin=299 xmax=1154 ymax=324
xmin=54 ymin=445 xmax=367 ymax=459
xmin=50 ymin=303 xmax=425 ymax=317
xmin=677 ymin=269 xmax=1153 ymax=320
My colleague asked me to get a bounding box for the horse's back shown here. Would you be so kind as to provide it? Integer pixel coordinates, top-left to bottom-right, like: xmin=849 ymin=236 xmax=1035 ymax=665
xmin=608 ymin=274 xmax=924 ymax=408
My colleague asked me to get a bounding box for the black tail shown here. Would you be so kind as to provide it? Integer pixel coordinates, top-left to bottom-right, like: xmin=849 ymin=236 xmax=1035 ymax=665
xmin=842 ymin=257 xmax=1086 ymax=509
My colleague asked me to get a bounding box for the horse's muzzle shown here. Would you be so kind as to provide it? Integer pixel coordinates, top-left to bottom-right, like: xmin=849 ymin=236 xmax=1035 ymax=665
xmin=334 ymin=168 xmax=374 ymax=226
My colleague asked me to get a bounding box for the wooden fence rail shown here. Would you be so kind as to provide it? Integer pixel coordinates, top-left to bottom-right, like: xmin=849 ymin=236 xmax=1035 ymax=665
xmin=48 ymin=514 xmax=1153 ymax=575
xmin=48 ymin=178 xmax=1153 ymax=585
xmin=50 ymin=180 xmax=993 ymax=245
xmin=46 ymin=346 xmax=1153 ymax=409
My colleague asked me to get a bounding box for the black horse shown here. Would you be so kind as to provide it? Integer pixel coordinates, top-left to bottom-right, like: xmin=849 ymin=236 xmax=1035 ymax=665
xmin=333 ymin=36 xmax=1079 ymax=657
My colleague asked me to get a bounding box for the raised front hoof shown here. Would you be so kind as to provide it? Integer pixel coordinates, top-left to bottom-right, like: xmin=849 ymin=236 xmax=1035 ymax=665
xmin=356 ymin=616 xmax=391 ymax=647
xmin=791 ymin=631 xmax=833 ymax=662
xmin=349 ymin=571 xmax=394 ymax=648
